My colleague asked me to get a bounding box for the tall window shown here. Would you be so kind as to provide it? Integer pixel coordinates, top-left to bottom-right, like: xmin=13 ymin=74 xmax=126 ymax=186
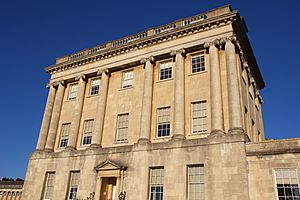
xmin=188 ymin=165 xmax=205 ymax=200
xmin=191 ymin=53 xmax=205 ymax=73
xmin=116 ymin=114 xmax=129 ymax=142
xmin=89 ymin=78 xmax=100 ymax=96
xmin=42 ymin=172 xmax=55 ymax=200
xmin=149 ymin=168 xmax=164 ymax=200
xmin=82 ymin=120 xmax=94 ymax=145
xmin=159 ymin=61 xmax=172 ymax=80
xmin=275 ymin=168 xmax=300 ymax=199
xmin=59 ymin=123 xmax=71 ymax=148
xmin=67 ymin=171 xmax=80 ymax=200
xmin=157 ymin=107 xmax=170 ymax=137
xmin=68 ymin=84 xmax=78 ymax=100
xmin=122 ymin=70 xmax=134 ymax=88
xmin=191 ymin=101 xmax=207 ymax=134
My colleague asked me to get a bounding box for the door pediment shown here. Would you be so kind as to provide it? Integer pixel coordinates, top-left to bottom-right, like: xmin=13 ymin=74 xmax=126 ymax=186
xmin=95 ymin=159 xmax=126 ymax=172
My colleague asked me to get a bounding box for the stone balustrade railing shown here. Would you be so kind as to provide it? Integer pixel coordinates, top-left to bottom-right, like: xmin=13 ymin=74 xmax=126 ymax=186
xmin=55 ymin=12 xmax=210 ymax=64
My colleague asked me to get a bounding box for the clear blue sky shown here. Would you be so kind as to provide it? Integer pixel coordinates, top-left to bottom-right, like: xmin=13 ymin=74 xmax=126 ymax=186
xmin=0 ymin=0 xmax=299 ymax=179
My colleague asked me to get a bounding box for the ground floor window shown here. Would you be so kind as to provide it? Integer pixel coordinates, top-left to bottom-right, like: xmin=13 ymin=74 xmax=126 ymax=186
xmin=275 ymin=168 xmax=300 ymax=200
xmin=149 ymin=167 xmax=164 ymax=200
xmin=188 ymin=165 xmax=205 ymax=200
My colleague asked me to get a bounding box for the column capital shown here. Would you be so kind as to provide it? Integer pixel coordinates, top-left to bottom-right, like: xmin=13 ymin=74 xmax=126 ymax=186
xmin=220 ymin=35 xmax=237 ymax=44
xmin=48 ymin=80 xmax=65 ymax=88
xmin=170 ymin=48 xmax=185 ymax=57
xmin=97 ymin=68 xmax=110 ymax=76
xmin=75 ymin=74 xmax=87 ymax=81
xmin=204 ymin=39 xmax=220 ymax=48
xmin=140 ymin=56 xmax=154 ymax=64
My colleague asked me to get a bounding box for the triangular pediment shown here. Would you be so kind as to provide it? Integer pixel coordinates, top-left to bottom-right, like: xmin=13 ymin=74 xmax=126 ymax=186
xmin=95 ymin=159 xmax=126 ymax=171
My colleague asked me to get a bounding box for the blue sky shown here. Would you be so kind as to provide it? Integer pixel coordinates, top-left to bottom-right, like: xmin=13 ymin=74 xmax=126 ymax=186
xmin=0 ymin=0 xmax=299 ymax=178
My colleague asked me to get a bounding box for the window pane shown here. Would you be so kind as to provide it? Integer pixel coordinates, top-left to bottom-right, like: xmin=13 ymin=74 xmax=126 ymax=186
xmin=159 ymin=62 xmax=172 ymax=80
xmin=59 ymin=123 xmax=71 ymax=148
xmin=116 ymin=114 xmax=129 ymax=142
xmin=82 ymin=120 xmax=94 ymax=145
xmin=191 ymin=101 xmax=207 ymax=134
xmin=89 ymin=78 xmax=100 ymax=95
xmin=275 ymin=169 xmax=300 ymax=199
xmin=43 ymin=172 xmax=55 ymax=200
xmin=122 ymin=70 xmax=133 ymax=88
xmin=191 ymin=53 xmax=205 ymax=73
xmin=157 ymin=108 xmax=170 ymax=137
xmin=188 ymin=165 xmax=204 ymax=200
xmin=68 ymin=172 xmax=80 ymax=200
xmin=68 ymin=84 xmax=78 ymax=100
xmin=150 ymin=168 xmax=164 ymax=200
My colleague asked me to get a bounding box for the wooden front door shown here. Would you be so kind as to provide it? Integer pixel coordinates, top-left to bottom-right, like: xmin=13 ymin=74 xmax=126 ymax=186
xmin=100 ymin=177 xmax=117 ymax=200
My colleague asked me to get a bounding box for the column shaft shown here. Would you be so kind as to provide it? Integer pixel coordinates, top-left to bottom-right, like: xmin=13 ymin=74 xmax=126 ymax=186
xmin=45 ymin=82 xmax=65 ymax=151
xmin=225 ymin=39 xmax=243 ymax=133
xmin=36 ymin=84 xmax=56 ymax=150
xmin=172 ymin=49 xmax=185 ymax=139
xmin=67 ymin=76 xmax=86 ymax=149
xmin=91 ymin=70 xmax=110 ymax=147
xmin=138 ymin=57 xmax=154 ymax=143
xmin=209 ymin=44 xmax=224 ymax=134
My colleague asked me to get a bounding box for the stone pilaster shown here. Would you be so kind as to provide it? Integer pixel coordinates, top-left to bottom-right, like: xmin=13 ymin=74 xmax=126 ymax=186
xmin=67 ymin=75 xmax=87 ymax=150
xmin=36 ymin=83 xmax=56 ymax=150
xmin=171 ymin=49 xmax=186 ymax=139
xmin=205 ymin=40 xmax=225 ymax=135
xmin=90 ymin=69 xmax=110 ymax=148
xmin=138 ymin=56 xmax=154 ymax=144
xmin=223 ymin=36 xmax=243 ymax=133
xmin=45 ymin=80 xmax=65 ymax=151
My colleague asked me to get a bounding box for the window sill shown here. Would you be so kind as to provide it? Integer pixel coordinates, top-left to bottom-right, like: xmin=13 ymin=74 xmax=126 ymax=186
xmin=113 ymin=140 xmax=129 ymax=144
xmin=119 ymin=86 xmax=133 ymax=91
xmin=188 ymin=70 xmax=207 ymax=76
xmin=153 ymin=136 xmax=172 ymax=140
xmin=86 ymin=94 xmax=99 ymax=98
xmin=188 ymin=132 xmax=209 ymax=136
xmin=65 ymin=98 xmax=76 ymax=102
xmin=156 ymin=78 xmax=174 ymax=83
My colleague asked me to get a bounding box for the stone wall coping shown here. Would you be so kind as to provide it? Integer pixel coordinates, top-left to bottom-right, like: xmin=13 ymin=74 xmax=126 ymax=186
xmin=246 ymin=138 xmax=300 ymax=156
xmin=30 ymin=133 xmax=246 ymax=160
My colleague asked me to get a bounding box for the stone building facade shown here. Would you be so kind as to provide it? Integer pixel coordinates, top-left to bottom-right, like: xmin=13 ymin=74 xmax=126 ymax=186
xmin=0 ymin=179 xmax=23 ymax=200
xmin=22 ymin=5 xmax=300 ymax=200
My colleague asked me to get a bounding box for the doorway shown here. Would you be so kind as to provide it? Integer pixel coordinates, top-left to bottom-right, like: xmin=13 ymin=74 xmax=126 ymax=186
xmin=100 ymin=177 xmax=117 ymax=200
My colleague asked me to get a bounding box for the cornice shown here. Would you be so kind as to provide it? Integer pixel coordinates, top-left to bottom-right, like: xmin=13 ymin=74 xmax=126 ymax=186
xmin=45 ymin=11 xmax=238 ymax=75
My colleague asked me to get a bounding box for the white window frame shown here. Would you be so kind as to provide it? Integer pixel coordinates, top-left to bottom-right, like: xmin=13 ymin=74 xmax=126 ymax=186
xmin=81 ymin=119 xmax=94 ymax=146
xmin=59 ymin=123 xmax=71 ymax=148
xmin=121 ymin=70 xmax=134 ymax=89
xmin=273 ymin=168 xmax=300 ymax=200
xmin=149 ymin=167 xmax=164 ymax=200
xmin=159 ymin=60 xmax=173 ymax=81
xmin=68 ymin=83 xmax=78 ymax=100
xmin=67 ymin=171 xmax=80 ymax=200
xmin=191 ymin=101 xmax=208 ymax=134
xmin=116 ymin=113 xmax=129 ymax=142
xmin=89 ymin=78 xmax=100 ymax=96
xmin=187 ymin=165 xmax=205 ymax=200
xmin=190 ymin=52 xmax=205 ymax=74
xmin=156 ymin=107 xmax=171 ymax=138
xmin=42 ymin=172 xmax=55 ymax=200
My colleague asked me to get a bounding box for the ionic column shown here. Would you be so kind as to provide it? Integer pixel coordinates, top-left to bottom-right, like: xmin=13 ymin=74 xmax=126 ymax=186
xmin=67 ymin=75 xmax=87 ymax=150
xmin=36 ymin=83 xmax=56 ymax=150
xmin=205 ymin=41 xmax=225 ymax=135
xmin=91 ymin=69 xmax=110 ymax=148
xmin=138 ymin=56 xmax=154 ymax=143
xmin=171 ymin=49 xmax=186 ymax=139
xmin=45 ymin=81 xmax=65 ymax=151
xmin=224 ymin=36 xmax=243 ymax=133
